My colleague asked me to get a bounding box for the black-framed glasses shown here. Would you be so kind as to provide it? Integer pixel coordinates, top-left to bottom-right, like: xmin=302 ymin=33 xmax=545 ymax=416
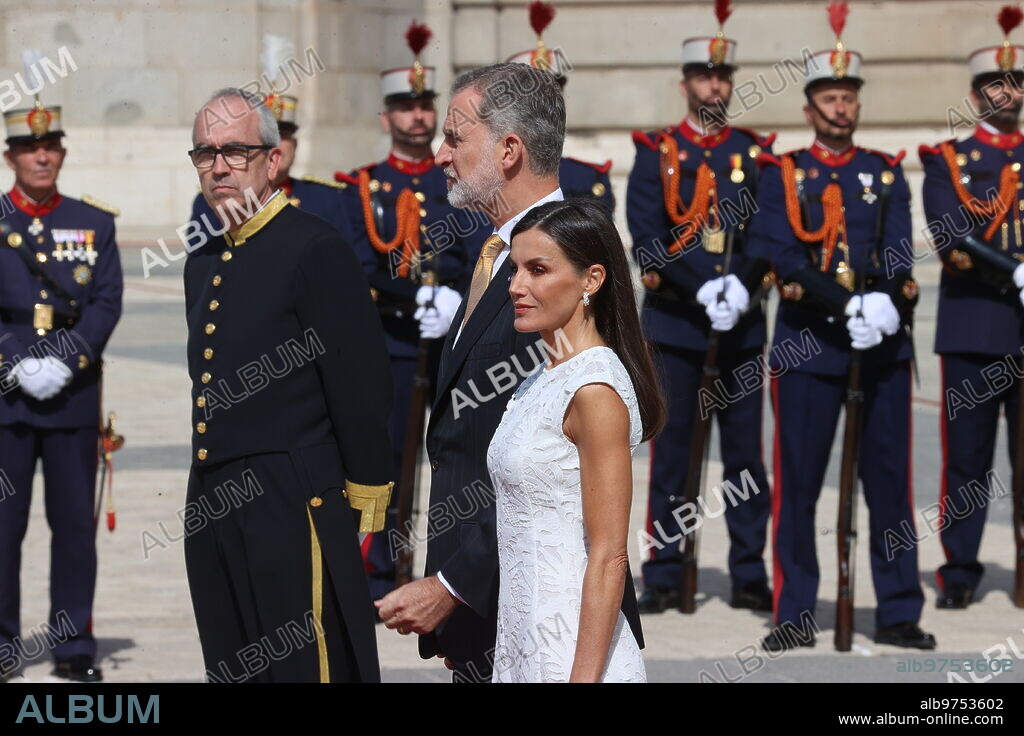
xmin=188 ymin=144 xmax=273 ymax=169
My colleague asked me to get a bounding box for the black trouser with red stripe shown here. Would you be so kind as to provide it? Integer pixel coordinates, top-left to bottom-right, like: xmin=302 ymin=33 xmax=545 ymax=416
xmin=642 ymin=344 xmax=771 ymax=591
xmin=937 ymin=353 xmax=1022 ymax=594
xmin=770 ymin=361 xmax=924 ymax=630
xmin=0 ymin=424 xmax=98 ymax=672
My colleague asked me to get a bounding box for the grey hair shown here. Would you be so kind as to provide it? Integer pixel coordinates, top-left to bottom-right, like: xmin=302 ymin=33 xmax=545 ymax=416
xmin=451 ymin=63 xmax=565 ymax=177
xmin=193 ymin=87 xmax=280 ymax=147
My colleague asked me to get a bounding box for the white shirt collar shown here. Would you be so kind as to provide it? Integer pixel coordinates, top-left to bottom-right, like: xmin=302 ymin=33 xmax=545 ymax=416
xmin=494 ymin=187 xmax=564 ymax=245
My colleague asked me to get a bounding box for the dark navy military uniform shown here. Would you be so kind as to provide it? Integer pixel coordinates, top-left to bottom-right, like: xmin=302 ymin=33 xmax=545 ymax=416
xmin=183 ymin=192 xmax=394 ymax=682
xmin=920 ymin=125 xmax=1024 ymax=596
xmin=559 ymin=156 xmax=615 ymax=214
xmin=627 ymin=121 xmax=775 ymax=594
xmin=749 ymin=143 xmax=923 ymax=629
xmin=189 ymin=176 xmax=354 ymax=242
xmin=0 ymin=188 xmax=123 ymax=666
xmin=339 ymin=154 xmax=486 ymax=598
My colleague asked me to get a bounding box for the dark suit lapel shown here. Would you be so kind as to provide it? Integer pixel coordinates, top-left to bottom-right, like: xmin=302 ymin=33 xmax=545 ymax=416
xmin=433 ymin=260 xmax=512 ymax=409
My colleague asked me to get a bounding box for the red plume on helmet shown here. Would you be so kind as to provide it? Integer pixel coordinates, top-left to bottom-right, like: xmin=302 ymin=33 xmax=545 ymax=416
xmin=529 ymin=1 xmax=556 ymax=37
xmin=405 ymin=20 xmax=432 ymax=56
xmin=999 ymin=4 xmax=1024 ymax=36
xmin=828 ymin=1 xmax=849 ymax=38
xmin=714 ymin=0 xmax=732 ymax=27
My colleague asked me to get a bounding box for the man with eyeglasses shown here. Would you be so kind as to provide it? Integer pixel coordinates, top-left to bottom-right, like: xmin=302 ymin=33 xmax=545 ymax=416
xmin=183 ymin=87 xmax=395 ymax=682
xmin=187 ymin=35 xmax=353 ymax=242
xmin=0 ymin=90 xmax=122 ymax=683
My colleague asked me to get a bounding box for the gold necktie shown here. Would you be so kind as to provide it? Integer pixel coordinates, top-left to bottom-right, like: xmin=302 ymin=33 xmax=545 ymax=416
xmin=462 ymin=234 xmax=506 ymax=327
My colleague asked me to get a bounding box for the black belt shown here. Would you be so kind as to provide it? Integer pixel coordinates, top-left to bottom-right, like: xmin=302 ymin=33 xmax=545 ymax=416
xmin=0 ymin=306 xmax=77 ymax=329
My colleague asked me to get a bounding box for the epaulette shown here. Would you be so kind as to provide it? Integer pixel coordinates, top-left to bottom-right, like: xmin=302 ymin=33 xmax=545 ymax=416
xmin=333 ymin=170 xmax=358 ymax=185
xmin=860 ymin=147 xmax=906 ymax=168
xmin=302 ymin=175 xmax=349 ymax=190
xmin=631 ymin=130 xmax=659 ymax=151
xmin=732 ymin=126 xmax=778 ymax=149
xmin=565 ymin=156 xmax=612 ymax=174
xmin=755 ymin=152 xmax=783 ymax=169
xmin=81 ymin=195 xmax=119 ymax=217
xmin=918 ymin=139 xmax=954 ymax=162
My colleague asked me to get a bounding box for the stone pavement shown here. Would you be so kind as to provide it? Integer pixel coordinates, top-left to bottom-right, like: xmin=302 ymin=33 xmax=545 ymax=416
xmin=10 ymin=245 xmax=1024 ymax=684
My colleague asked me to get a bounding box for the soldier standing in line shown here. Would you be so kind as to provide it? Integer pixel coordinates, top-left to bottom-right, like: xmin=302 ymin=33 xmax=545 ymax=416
xmin=0 ymin=63 xmax=123 ymax=682
xmin=748 ymin=3 xmax=934 ymax=651
xmin=626 ymin=0 xmax=775 ymax=614
xmin=920 ymin=5 xmax=1024 ymax=610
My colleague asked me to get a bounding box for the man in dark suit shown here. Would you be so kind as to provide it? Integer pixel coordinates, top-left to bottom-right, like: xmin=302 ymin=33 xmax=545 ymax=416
xmin=183 ymin=88 xmax=394 ymax=682
xmin=376 ymin=62 xmax=642 ymax=683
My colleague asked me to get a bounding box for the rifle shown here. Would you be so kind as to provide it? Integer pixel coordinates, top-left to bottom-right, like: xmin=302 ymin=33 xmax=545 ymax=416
xmin=835 ymin=280 xmax=867 ymax=652
xmin=679 ymin=230 xmax=734 ymax=613
xmin=394 ymin=250 xmax=438 ymax=587
xmin=1013 ymin=370 xmax=1024 ymax=608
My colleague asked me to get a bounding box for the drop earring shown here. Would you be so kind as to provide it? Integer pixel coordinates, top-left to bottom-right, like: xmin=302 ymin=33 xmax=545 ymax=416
xmin=582 ymin=291 xmax=590 ymax=306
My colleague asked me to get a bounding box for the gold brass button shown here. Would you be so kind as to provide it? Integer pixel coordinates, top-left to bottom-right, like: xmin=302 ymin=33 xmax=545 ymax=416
xmin=201 ymin=372 xmax=212 ymax=384
xmin=196 ymin=422 xmax=207 ymax=434
xmin=342 ymin=489 xmax=349 ymax=499
xmin=40 ymin=290 xmax=48 ymax=299
xmin=411 ymin=177 xmax=420 ymax=185
xmin=310 ymin=497 xmax=323 ymax=508
xmin=78 ymin=355 xmax=89 ymax=370
xmin=209 ymin=299 xmax=219 ymax=311
xmin=212 ymin=274 xmax=222 ymax=286
xmin=205 ymin=323 xmax=216 ymax=335
xmin=197 ymin=448 xmax=208 ymax=461
xmin=204 ymin=348 xmax=213 ymax=360
xmin=415 ymin=191 xmax=426 ymax=202
xmin=418 ymin=208 xmax=427 ymax=217
xmin=221 ymin=251 xmax=232 ymax=262
xmin=196 ymin=395 xmax=206 ymax=408
xmin=36 ymin=253 xmax=47 ymax=263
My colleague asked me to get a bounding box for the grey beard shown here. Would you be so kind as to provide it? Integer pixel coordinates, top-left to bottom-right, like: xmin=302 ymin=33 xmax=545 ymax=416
xmin=447 ymin=166 xmax=504 ymax=211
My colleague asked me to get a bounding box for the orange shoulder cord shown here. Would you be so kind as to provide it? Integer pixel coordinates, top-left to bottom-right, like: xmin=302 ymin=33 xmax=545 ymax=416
xmin=659 ymin=134 xmax=717 ymax=254
xmin=358 ymin=169 xmax=422 ymax=278
xmin=779 ymin=154 xmax=845 ymax=272
xmin=939 ymin=141 xmax=1018 ymax=242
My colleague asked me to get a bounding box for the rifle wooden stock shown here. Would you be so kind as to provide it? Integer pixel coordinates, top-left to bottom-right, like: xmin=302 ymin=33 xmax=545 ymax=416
xmin=835 ymin=350 xmax=864 ymax=651
xmin=395 ymin=337 xmax=432 ymax=587
xmin=679 ymin=331 xmax=719 ymax=613
xmin=1013 ymin=375 xmax=1024 ymax=608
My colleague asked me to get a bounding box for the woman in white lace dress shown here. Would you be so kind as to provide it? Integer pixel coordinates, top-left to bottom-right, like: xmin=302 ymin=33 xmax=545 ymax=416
xmin=487 ymin=199 xmax=666 ymax=682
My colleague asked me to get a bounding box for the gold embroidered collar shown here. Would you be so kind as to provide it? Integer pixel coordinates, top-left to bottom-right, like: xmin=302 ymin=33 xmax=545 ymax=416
xmin=225 ymin=190 xmax=288 ymax=247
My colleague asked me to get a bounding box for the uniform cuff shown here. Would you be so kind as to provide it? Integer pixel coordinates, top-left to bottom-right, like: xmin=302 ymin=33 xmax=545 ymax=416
xmin=345 ymin=480 xmax=394 ymax=532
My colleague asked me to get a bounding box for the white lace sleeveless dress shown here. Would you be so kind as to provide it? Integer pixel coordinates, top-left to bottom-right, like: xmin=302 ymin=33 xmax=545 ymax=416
xmin=486 ymin=346 xmax=646 ymax=683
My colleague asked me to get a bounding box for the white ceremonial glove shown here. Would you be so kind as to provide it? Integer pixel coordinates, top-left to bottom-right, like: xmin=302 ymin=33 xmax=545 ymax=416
xmin=416 ymin=309 xmax=446 ymax=340
xmin=706 ymin=300 xmax=740 ymax=332
xmin=859 ymin=291 xmax=901 ymax=336
xmin=414 ymin=286 xmax=462 ymax=340
xmin=1014 ymin=262 xmax=1024 ymax=289
xmin=12 ymin=357 xmax=73 ymax=401
xmin=719 ymin=274 xmax=750 ymax=314
xmin=846 ymin=315 xmax=883 ymax=351
xmin=696 ymin=278 xmax=722 ymax=307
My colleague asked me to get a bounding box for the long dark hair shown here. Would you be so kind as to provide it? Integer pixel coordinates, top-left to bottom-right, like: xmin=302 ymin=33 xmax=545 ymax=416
xmin=511 ymin=199 xmax=666 ymax=442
